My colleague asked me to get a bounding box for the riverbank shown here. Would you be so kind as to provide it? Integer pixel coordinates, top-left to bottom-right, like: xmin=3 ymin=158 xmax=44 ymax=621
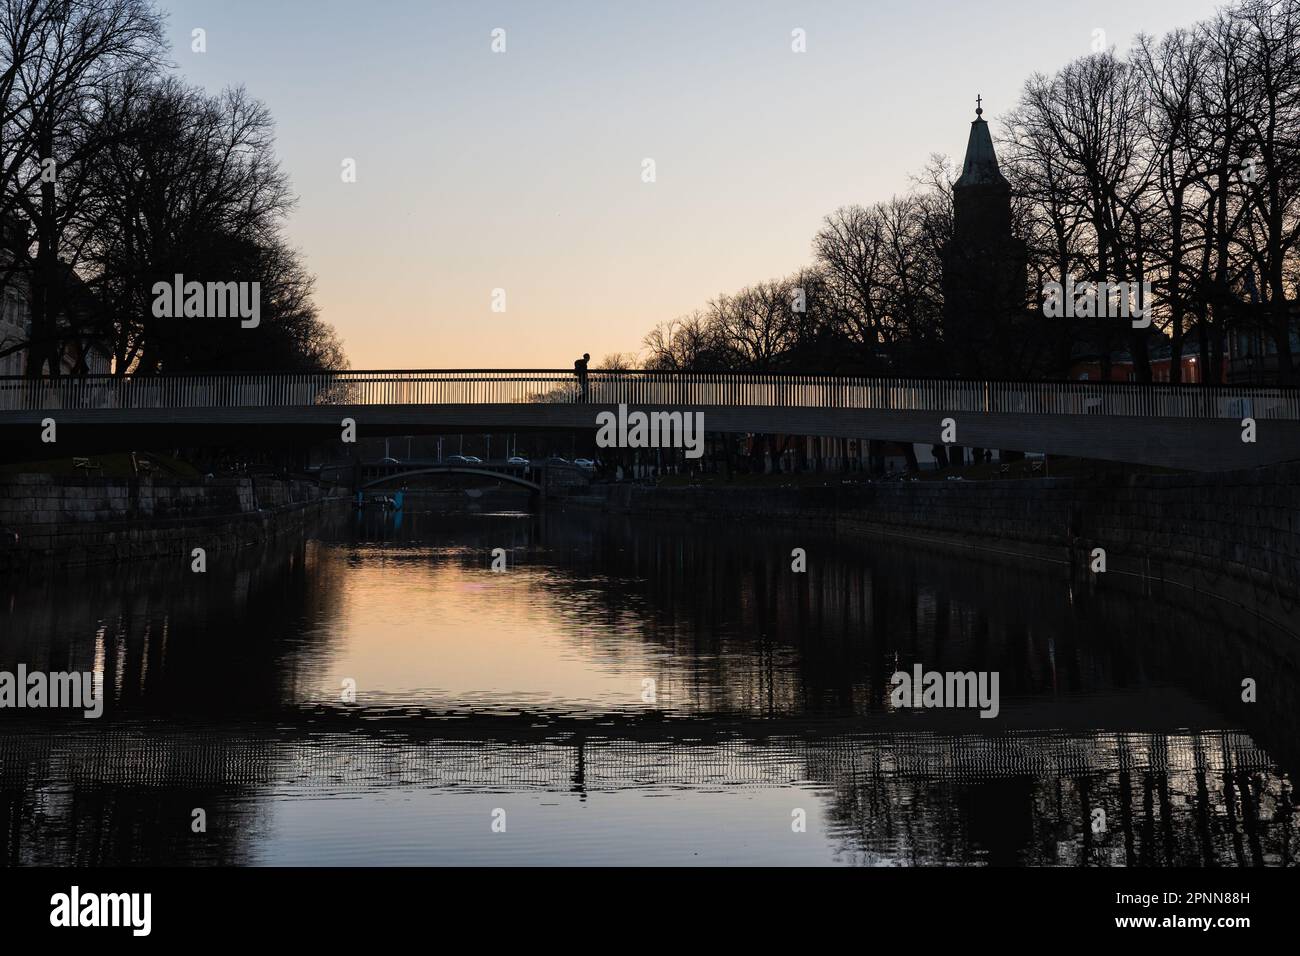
xmin=0 ymin=474 xmax=346 ymax=569
xmin=584 ymin=465 xmax=1300 ymax=628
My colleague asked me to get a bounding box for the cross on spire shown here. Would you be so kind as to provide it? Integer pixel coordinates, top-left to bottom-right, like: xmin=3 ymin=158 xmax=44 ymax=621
xmin=976 ymin=94 xmax=983 ymax=117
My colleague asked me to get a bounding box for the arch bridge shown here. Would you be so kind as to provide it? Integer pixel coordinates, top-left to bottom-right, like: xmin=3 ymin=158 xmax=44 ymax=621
xmin=355 ymin=461 xmax=543 ymax=493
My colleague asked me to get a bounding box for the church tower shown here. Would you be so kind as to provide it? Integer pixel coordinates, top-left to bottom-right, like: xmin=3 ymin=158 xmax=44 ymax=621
xmin=943 ymin=97 xmax=1028 ymax=376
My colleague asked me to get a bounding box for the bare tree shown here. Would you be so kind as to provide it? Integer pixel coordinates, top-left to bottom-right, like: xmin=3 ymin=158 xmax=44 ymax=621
xmin=79 ymin=78 xmax=325 ymax=372
xmin=642 ymin=310 xmax=728 ymax=371
xmin=633 ymin=0 xmax=1300 ymax=390
xmin=0 ymin=0 xmax=164 ymax=376
xmin=813 ymin=203 xmax=892 ymax=364
xmin=594 ymin=351 xmax=638 ymax=371
xmin=1231 ymin=0 xmax=1300 ymax=383
xmin=1013 ymin=52 xmax=1158 ymax=380
xmin=1131 ymin=28 xmax=1211 ymax=382
xmin=1190 ymin=7 xmax=1257 ymax=382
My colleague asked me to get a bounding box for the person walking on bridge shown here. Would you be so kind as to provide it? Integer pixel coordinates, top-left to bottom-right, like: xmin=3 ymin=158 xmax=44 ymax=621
xmin=574 ymin=353 xmax=590 ymax=402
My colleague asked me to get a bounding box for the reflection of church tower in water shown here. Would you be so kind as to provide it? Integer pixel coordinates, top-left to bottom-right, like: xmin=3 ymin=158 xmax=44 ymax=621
xmin=942 ymin=97 xmax=1029 ymax=376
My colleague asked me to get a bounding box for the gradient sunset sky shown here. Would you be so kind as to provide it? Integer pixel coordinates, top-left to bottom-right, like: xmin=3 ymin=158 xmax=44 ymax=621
xmin=165 ymin=0 xmax=1221 ymax=369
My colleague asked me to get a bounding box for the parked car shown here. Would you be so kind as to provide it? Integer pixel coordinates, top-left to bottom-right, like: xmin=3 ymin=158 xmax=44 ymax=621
xmin=507 ymin=456 xmax=530 ymax=466
xmin=379 ymin=456 xmax=400 ymax=465
xmin=573 ymin=458 xmax=595 ymax=471
xmin=465 ymin=456 xmax=484 ymax=464
xmin=445 ymin=455 xmax=471 ymax=465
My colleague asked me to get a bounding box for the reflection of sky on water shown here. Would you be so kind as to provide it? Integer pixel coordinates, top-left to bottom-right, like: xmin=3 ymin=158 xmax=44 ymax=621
xmin=0 ymin=504 xmax=1296 ymax=865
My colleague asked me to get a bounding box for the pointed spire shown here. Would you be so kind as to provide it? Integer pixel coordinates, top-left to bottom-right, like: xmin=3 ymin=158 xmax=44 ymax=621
xmin=955 ymin=96 xmax=1008 ymax=189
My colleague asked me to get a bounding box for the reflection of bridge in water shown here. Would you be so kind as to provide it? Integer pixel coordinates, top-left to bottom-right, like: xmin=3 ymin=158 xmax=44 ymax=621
xmin=3 ymin=495 xmax=1297 ymax=864
xmin=0 ymin=706 xmax=1278 ymax=793
xmin=3 ymin=370 xmax=1300 ymax=470
xmin=1 ymin=712 xmax=1291 ymax=865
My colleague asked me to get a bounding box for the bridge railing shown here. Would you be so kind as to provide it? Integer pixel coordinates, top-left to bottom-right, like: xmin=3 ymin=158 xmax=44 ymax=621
xmin=0 ymin=371 xmax=1297 ymax=419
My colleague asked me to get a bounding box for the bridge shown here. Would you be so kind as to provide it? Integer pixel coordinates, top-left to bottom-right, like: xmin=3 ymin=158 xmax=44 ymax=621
xmin=327 ymin=460 xmax=587 ymax=496
xmin=358 ymin=462 xmax=541 ymax=493
xmin=2 ymin=369 xmax=1299 ymax=471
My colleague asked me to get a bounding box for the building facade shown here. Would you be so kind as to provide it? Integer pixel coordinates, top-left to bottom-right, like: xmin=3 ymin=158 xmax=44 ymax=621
xmin=0 ymin=218 xmax=111 ymax=376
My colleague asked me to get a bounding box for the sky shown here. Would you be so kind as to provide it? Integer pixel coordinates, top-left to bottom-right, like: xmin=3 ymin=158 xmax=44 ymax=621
xmin=163 ymin=0 xmax=1223 ymax=370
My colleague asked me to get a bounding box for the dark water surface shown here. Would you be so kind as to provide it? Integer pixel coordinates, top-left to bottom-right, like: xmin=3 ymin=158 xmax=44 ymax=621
xmin=2 ymin=499 xmax=1298 ymax=866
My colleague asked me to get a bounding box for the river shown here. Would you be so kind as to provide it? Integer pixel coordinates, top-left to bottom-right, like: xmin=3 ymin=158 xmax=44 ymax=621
xmin=1 ymin=497 xmax=1296 ymax=866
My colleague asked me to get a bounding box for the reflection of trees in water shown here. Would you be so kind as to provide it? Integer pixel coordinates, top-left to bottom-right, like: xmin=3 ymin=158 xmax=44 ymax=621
xmin=1067 ymin=568 xmax=1300 ymax=783
xmin=0 ymin=723 xmax=275 ymax=865
xmin=0 ymin=517 xmax=348 ymax=865
xmin=518 ymin=511 xmax=1300 ymax=864
xmin=524 ymin=510 xmax=1091 ymax=715
xmin=814 ymin=730 xmax=1296 ymax=866
xmin=3 ymin=506 xmax=1297 ymax=865
xmin=0 ymin=516 xmax=349 ymax=718
xmin=517 ymin=511 xmax=1300 ymax=771
xmin=1 ymin=721 xmax=1291 ymax=866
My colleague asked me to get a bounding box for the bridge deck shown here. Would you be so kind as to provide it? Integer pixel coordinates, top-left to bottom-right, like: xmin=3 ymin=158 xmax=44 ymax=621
xmin=2 ymin=371 xmax=1298 ymax=471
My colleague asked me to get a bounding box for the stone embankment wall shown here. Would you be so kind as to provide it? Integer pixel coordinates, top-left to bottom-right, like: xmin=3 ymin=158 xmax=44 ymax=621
xmin=0 ymin=475 xmax=343 ymax=568
xmin=598 ymin=466 xmax=1300 ymax=615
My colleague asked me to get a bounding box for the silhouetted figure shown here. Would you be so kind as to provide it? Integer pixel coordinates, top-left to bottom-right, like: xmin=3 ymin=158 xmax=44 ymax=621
xmin=574 ymin=353 xmax=590 ymax=402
